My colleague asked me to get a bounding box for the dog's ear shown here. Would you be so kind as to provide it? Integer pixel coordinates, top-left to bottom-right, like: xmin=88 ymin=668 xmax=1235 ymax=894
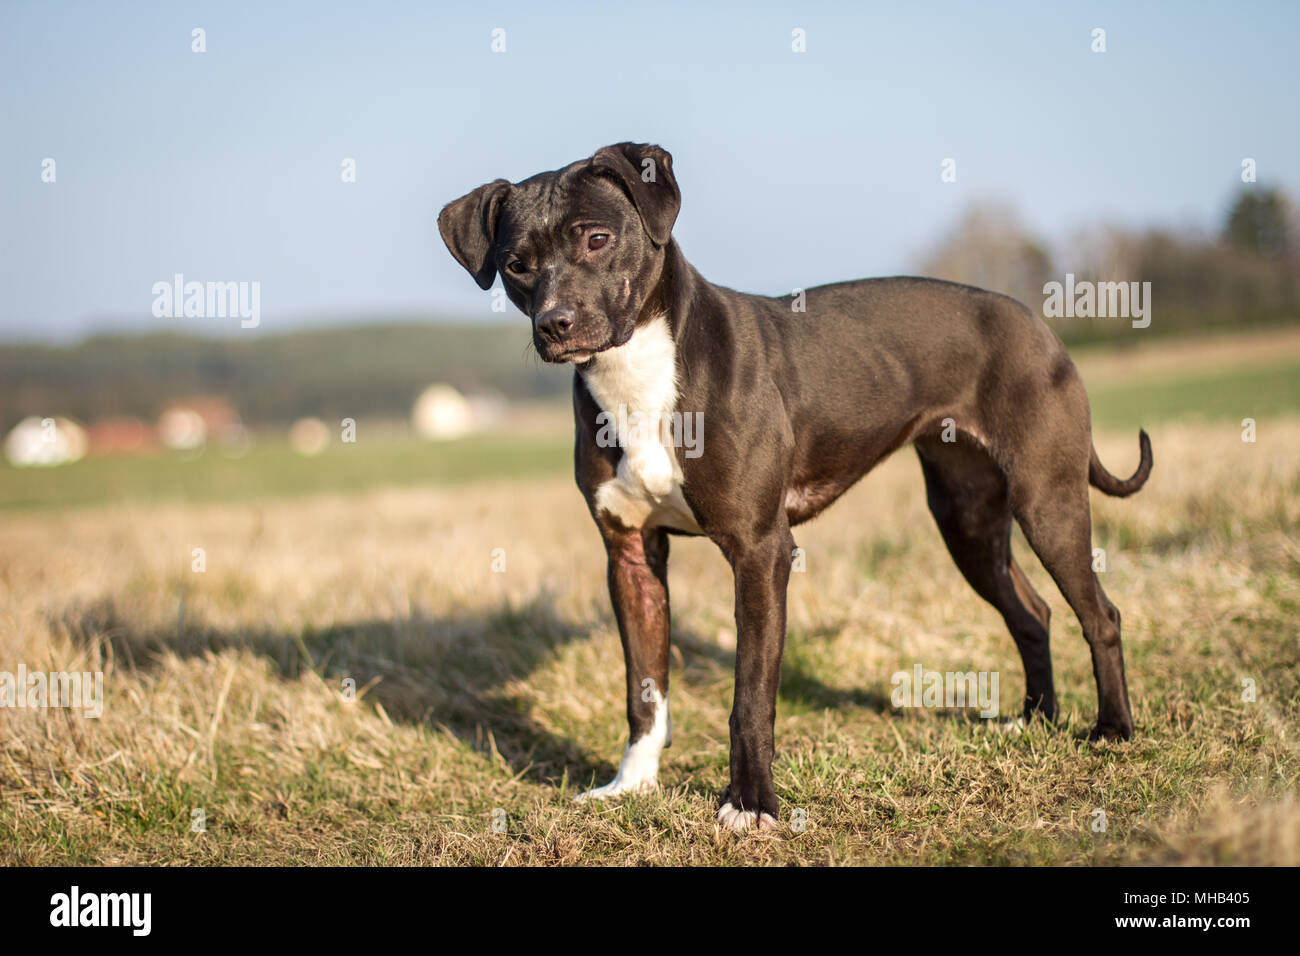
xmin=438 ymin=179 xmax=511 ymax=290
xmin=589 ymin=143 xmax=680 ymax=246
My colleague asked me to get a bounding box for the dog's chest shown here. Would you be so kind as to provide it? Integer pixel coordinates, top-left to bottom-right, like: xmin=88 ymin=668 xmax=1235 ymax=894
xmin=580 ymin=317 xmax=701 ymax=534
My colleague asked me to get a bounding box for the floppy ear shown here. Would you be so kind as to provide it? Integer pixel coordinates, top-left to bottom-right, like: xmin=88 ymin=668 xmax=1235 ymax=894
xmin=589 ymin=143 xmax=680 ymax=246
xmin=438 ymin=179 xmax=511 ymax=290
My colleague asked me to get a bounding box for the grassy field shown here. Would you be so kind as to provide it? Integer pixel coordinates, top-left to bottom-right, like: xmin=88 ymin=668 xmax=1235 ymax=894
xmin=0 ymin=430 xmax=571 ymax=511
xmin=1 ymin=329 xmax=1298 ymax=865
xmin=4 ymin=328 xmax=1299 ymax=513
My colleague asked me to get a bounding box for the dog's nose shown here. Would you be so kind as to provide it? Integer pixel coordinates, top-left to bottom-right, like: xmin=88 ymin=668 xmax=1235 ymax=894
xmin=536 ymin=307 xmax=575 ymax=343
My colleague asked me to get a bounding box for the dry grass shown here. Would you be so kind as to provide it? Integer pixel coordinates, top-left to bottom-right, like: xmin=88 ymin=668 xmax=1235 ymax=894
xmin=1 ymin=416 xmax=1298 ymax=865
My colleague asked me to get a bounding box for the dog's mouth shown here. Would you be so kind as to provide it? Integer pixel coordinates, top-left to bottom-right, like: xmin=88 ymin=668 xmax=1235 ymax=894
xmin=536 ymin=322 xmax=637 ymax=365
xmin=539 ymin=339 xmax=616 ymax=365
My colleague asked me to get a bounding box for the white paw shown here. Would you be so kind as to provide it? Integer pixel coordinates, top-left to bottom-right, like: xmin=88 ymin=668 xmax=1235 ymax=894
xmin=575 ymin=775 xmax=657 ymax=802
xmin=576 ymin=697 xmax=670 ymax=803
xmin=716 ymin=802 xmax=779 ymax=833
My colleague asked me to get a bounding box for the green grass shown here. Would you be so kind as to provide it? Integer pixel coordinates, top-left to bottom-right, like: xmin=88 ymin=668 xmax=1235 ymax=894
xmin=0 ymin=432 xmax=570 ymax=511
xmin=1090 ymin=359 xmax=1300 ymax=432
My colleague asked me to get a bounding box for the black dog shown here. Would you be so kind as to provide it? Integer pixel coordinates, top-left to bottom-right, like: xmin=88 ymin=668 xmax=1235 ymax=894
xmin=439 ymin=143 xmax=1152 ymax=831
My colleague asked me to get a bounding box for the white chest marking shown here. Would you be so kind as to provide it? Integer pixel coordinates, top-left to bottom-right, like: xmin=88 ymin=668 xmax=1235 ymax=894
xmin=581 ymin=316 xmax=702 ymax=534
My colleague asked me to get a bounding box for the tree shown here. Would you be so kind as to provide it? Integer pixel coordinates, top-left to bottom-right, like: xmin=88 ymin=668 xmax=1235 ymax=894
xmin=1223 ymin=188 xmax=1291 ymax=258
xmin=917 ymin=203 xmax=1053 ymax=309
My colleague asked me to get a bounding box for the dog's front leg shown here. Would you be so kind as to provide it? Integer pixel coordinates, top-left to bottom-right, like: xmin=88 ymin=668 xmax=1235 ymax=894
xmin=575 ymin=525 xmax=672 ymax=801
xmin=717 ymin=526 xmax=794 ymax=832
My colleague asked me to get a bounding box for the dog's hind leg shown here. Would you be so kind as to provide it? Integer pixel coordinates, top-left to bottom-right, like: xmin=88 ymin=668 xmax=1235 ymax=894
xmin=915 ymin=435 xmax=1057 ymax=722
xmin=1002 ymin=426 xmax=1135 ymax=741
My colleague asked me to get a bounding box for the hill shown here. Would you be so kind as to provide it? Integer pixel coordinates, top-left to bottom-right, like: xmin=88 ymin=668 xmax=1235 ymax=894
xmin=0 ymin=322 xmax=572 ymax=432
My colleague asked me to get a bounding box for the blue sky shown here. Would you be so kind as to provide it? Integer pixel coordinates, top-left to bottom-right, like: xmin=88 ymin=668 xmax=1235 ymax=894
xmin=2 ymin=0 xmax=1297 ymax=342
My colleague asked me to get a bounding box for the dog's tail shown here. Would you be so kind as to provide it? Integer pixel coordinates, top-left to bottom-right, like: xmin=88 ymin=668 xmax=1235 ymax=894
xmin=1089 ymin=429 xmax=1153 ymax=497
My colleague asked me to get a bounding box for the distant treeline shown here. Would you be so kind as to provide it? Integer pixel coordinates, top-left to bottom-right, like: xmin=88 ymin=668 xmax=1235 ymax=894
xmin=4 ymin=187 xmax=1298 ymax=431
xmin=0 ymin=322 xmax=573 ymax=432
xmin=919 ymin=187 xmax=1300 ymax=346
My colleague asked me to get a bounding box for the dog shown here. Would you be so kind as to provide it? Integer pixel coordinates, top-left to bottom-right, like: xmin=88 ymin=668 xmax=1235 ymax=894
xmin=438 ymin=143 xmax=1152 ymax=832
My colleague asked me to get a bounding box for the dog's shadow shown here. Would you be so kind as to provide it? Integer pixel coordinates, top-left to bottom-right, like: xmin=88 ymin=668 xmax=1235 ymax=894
xmin=59 ymin=593 xmax=896 ymax=792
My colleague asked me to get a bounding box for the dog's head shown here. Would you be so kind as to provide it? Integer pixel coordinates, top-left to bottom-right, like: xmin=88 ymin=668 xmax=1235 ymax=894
xmin=438 ymin=142 xmax=680 ymax=364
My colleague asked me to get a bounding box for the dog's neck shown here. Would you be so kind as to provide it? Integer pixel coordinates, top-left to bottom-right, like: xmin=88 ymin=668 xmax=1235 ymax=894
xmin=627 ymin=239 xmax=698 ymax=348
xmin=579 ymin=238 xmax=691 ymax=421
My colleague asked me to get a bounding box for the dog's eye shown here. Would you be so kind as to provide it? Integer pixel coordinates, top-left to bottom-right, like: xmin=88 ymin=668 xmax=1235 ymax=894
xmin=507 ymin=260 xmax=528 ymax=275
xmin=588 ymin=234 xmax=610 ymax=251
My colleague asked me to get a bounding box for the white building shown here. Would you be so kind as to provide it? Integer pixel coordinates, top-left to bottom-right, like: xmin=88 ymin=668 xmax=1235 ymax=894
xmin=3 ymin=416 xmax=89 ymax=467
xmin=412 ymin=384 xmax=474 ymax=439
